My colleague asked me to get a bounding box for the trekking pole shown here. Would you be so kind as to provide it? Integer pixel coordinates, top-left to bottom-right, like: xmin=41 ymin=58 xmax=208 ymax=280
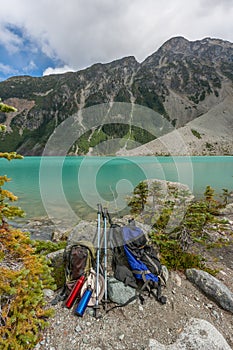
xmin=106 ymin=208 xmax=113 ymax=227
xmin=94 ymin=203 xmax=102 ymax=318
xmin=102 ymin=207 xmax=108 ymax=310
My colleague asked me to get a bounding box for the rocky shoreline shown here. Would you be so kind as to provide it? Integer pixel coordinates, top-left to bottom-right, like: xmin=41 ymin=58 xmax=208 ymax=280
xmin=13 ymin=178 xmax=233 ymax=350
xmin=26 ymin=204 xmax=233 ymax=350
xmin=35 ymin=254 xmax=233 ymax=350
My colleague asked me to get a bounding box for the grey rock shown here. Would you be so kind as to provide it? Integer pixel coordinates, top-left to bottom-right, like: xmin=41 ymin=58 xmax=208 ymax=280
xmin=119 ymin=334 xmax=125 ymax=341
xmin=149 ymin=318 xmax=231 ymax=350
xmin=82 ymin=337 xmax=89 ymax=344
xmin=86 ymin=308 xmax=95 ymax=317
xmin=171 ymin=272 xmax=182 ymax=287
xmin=67 ymin=221 xmax=97 ymax=245
xmin=46 ymin=249 xmax=64 ymax=262
xmin=186 ymin=268 xmax=233 ymax=313
xmin=75 ymin=325 xmax=82 ymax=333
xmin=107 ymin=277 xmax=136 ymax=305
xmin=220 ymin=203 xmax=233 ymax=216
xmin=51 ymin=230 xmax=64 ymax=242
xmin=212 ymin=310 xmax=220 ymax=320
xmin=43 ymin=289 xmax=55 ymax=298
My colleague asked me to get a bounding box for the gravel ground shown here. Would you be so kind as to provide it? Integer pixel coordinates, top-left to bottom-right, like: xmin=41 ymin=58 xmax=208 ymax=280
xmin=34 ymin=245 xmax=233 ymax=350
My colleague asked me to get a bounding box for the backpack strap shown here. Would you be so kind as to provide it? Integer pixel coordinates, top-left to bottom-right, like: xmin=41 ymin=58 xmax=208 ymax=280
xmin=143 ymin=252 xmax=168 ymax=287
xmin=150 ymin=278 xmax=167 ymax=305
xmin=51 ymin=248 xmax=72 ymax=305
xmin=132 ymin=269 xmax=151 ymax=276
xmin=78 ymin=242 xmax=96 ymax=272
xmin=143 ymin=252 xmax=160 ymax=275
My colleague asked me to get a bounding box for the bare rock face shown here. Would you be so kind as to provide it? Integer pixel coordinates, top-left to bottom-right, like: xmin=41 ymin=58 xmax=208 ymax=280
xmin=67 ymin=220 xmax=97 ymax=243
xmin=149 ymin=318 xmax=232 ymax=350
xmin=186 ymin=268 xmax=233 ymax=313
xmin=0 ymin=37 xmax=233 ymax=155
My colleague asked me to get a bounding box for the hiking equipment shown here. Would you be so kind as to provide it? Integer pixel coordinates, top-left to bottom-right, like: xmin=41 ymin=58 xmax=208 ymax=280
xmin=75 ymin=285 xmax=93 ymax=317
xmin=65 ymin=275 xmax=85 ymax=308
xmin=102 ymin=207 xmax=108 ymax=308
xmin=109 ymin=218 xmax=167 ymax=305
xmin=93 ymin=203 xmax=102 ymax=317
xmin=64 ymin=240 xmax=96 ymax=289
xmin=80 ymin=268 xmax=105 ymax=307
xmin=110 ymin=224 xmax=138 ymax=289
xmin=51 ymin=239 xmax=96 ymax=306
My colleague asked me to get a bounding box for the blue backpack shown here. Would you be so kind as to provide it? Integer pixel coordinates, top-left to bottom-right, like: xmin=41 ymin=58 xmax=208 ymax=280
xmin=110 ymin=220 xmax=167 ymax=305
xmin=124 ymin=245 xmax=160 ymax=284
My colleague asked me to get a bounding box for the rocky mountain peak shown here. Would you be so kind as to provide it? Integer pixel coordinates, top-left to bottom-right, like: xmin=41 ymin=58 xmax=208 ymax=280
xmin=160 ymin=36 xmax=190 ymax=53
xmin=0 ymin=36 xmax=233 ymax=156
xmin=143 ymin=36 xmax=233 ymax=67
xmin=104 ymin=55 xmax=139 ymax=71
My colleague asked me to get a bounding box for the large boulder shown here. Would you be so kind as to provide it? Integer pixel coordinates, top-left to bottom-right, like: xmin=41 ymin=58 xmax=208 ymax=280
xmin=149 ymin=318 xmax=231 ymax=350
xmin=186 ymin=268 xmax=233 ymax=313
xmin=67 ymin=220 xmax=97 ymax=244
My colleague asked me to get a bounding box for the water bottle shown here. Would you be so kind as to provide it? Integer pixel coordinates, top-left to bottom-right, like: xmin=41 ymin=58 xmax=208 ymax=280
xmin=75 ymin=286 xmax=93 ymax=317
xmin=65 ymin=275 xmax=85 ymax=309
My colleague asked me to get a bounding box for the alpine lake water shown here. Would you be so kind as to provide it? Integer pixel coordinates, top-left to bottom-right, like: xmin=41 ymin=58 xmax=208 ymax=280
xmin=1 ymin=156 xmax=233 ymax=223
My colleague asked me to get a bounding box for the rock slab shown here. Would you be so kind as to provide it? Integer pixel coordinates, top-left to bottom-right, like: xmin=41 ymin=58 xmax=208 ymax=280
xmin=186 ymin=268 xmax=233 ymax=313
xmin=149 ymin=318 xmax=231 ymax=350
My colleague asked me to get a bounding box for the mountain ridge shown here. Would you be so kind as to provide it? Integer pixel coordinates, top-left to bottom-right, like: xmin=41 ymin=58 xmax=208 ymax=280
xmin=0 ymin=36 xmax=233 ymax=156
xmin=117 ymin=95 xmax=233 ymax=156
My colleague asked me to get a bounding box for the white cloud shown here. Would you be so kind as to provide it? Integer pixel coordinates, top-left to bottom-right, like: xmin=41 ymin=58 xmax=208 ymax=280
xmin=0 ymin=24 xmax=23 ymax=54
xmin=0 ymin=62 xmax=18 ymax=75
xmin=43 ymin=65 xmax=76 ymax=76
xmin=23 ymin=60 xmax=37 ymax=73
xmin=0 ymin=0 xmax=233 ymax=75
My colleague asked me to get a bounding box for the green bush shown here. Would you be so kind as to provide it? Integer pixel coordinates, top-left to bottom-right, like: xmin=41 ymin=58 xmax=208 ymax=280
xmin=191 ymin=129 xmax=202 ymax=139
xmin=149 ymin=230 xmax=206 ymax=271
xmin=128 ymin=182 xmax=227 ymax=274
xmin=0 ymin=102 xmax=55 ymax=349
xmin=0 ymin=227 xmax=56 ymax=350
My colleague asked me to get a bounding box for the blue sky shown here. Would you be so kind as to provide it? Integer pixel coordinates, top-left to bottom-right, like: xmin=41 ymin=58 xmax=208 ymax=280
xmin=1 ymin=0 xmax=233 ymax=82
xmin=0 ymin=25 xmax=62 ymax=79
xmin=0 ymin=21 xmax=64 ymax=80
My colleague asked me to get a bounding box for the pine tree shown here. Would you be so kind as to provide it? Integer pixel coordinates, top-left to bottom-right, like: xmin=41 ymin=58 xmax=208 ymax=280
xmin=128 ymin=181 xmax=149 ymax=215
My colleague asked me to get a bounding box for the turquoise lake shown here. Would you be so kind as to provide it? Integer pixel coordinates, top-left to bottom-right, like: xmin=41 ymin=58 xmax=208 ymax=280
xmin=0 ymin=156 xmax=233 ymax=221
